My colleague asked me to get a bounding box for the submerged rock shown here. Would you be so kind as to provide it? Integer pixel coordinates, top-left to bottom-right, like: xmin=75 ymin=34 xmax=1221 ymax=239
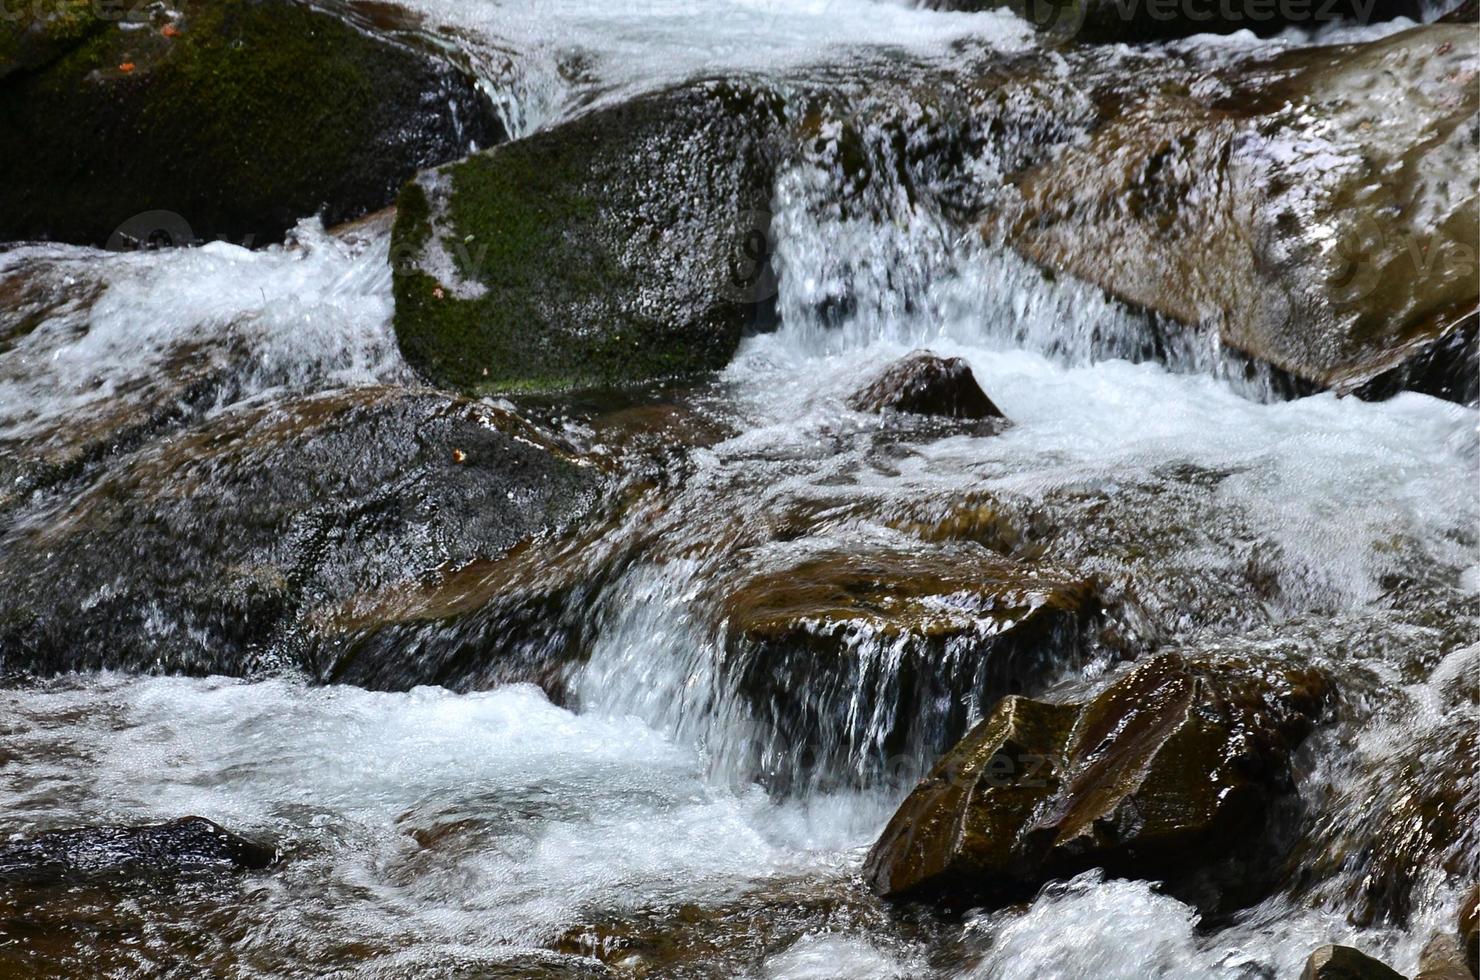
xmin=0 ymin=817 xmax=276 ymax=886
xmin=1007 ymin=25 xmax=1479 ymax=401
xmin=390 ymin=78 xmax=786 ymax=394
xmin=865 ymin=653 xmax=1329 ymax=913
xmin=0 ymin=0 xmax=503 ymax=247
xmin=847 ymin=350 xmax=1006 ymax=422
xmin=0 ymin=386 xmax=601 ymax=684
xmin=1301 ymin=945 xmax=1407 ymax=980
xmin=721 ymin=546 xmax=1099 ymax=789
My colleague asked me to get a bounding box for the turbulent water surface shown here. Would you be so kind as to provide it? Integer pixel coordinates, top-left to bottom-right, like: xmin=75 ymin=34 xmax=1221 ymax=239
xmin=1 ymin=0 xmax=1475 ymax=977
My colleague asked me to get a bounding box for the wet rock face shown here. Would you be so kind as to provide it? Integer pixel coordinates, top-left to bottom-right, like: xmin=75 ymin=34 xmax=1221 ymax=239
xmin=0 ymin=386 xmax=602 ymax=685
xmin=865 ymin=653 xmax=1329 ymax=914
xmin=390 ymin=79 xmax=786 ymax=394
xmin=0 ymin=818 xmax=276 ymax=886
xmin=1336 ymin=724 xmax=1479 ymax=930
xmin=1300 ymin=945 xmax=1407 ymax=980
xmin=722 ymin=547 xmax=1099 ymax=790
xmin=847 ymin=351 xmax=1006 ymax=422
xmin=1008 ymin=25 xmax=1479 ymax=401
xmin=926 ymin=0 xmax=1422 ymax=42
xmin=0 ymin=0 xmax=503 ymax=247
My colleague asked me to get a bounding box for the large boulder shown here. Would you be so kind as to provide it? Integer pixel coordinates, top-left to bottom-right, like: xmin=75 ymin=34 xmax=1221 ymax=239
xmin=0 ymin=386 xmax=601 ymax=683
xmin=924 ymin=0 xmax=1422 ymax=43
xmin=721 ymin=546 xmax=1100 ymax=790
xmin=0 ymin=0 xmax=504 ymax=247
xmin=1006 ymin=25 xmax=1479 ymax=401
xmin=865 ymin=653 xmax=1329 ymax=913
xmin=0 ymin=817 xmax=276 ymax=886
xmin=389 ymin=78 xmax=787 ymax=394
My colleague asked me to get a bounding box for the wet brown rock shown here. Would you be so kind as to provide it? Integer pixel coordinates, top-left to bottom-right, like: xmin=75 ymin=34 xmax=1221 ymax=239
xmin=0 ymin=817 xmax=277 ymax=886
xmin=847 ymin=350 xmax=1005 ymax=422
xmin=1007 ymin=25 xmax=1479 ymax=402
xmin=1301 ymin=945 xmax=1407 ymax=980
xmin=865 ymin=653 xmax=1329 ymax=913
xmin=722 ymin=546 xmax=1099 ymax=789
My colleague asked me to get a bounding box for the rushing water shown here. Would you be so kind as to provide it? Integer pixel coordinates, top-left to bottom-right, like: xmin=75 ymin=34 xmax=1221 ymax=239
xmin=1 ymin=0 xmax=1475 ymax=977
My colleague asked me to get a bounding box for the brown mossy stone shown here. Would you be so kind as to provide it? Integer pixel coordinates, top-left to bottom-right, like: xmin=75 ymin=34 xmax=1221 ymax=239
xmin=0 ymin=0 xmax=106 ymax=80
xmin=1006 ymin=25 xmax=1479 ymax=401
xmin=721 ymin=547 xmax=1100 ymax=789
xmin=866 ymin=695 xmax=1078 ymax=898
xmin=389 ymin=78 xmax=787 ymax=395
xmin=0 ymin=0 xmax=502 ymax=246
xmin=865 ymin=652 xmax=1330 ymax=914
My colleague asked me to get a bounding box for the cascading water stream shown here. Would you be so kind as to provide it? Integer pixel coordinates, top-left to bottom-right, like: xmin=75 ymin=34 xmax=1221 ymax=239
xmin=0 ymin=1 xmax=1474 ymax=977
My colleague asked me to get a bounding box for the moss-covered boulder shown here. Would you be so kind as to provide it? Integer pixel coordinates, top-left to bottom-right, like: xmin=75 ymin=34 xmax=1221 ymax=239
xmin=0 ymin=386 xmax=601 ymax=684
xmin=926 ymin=0 xmax=1422 ymax=43
xmin=1006 ymin=25 xmax=1478 ymax=401
xmin=389 ymin=78 xmax=787 ymax=394
xmin=720 ymin=546 xmax=1099 ymax=789
xmin=847 ymin=350 xmax=1007 ymax=422
xmin=0 ymin=0 xmax=503 ymax=247
xmin=865 ymin=653 xmax=1330 ymax=913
